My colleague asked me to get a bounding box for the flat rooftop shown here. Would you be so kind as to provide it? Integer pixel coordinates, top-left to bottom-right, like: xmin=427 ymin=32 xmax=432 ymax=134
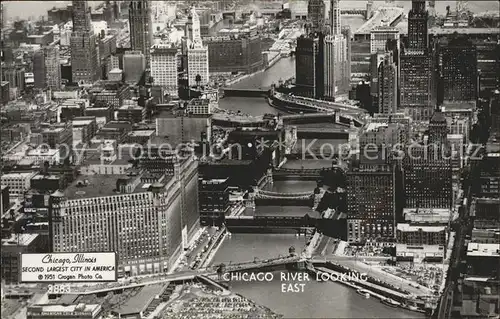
xmin=64 ymin=174 xmax=139 ymax=199
xmin=365 ymin=122 xmax=388 ymax=132
xmin=397 ymin=223 xmax=446 ymax=233
xmin=28 ymin=304 xmax=100 ymax=314
xmin=430 ymin=27 xmax=500 ymax=35
xmin=403 ymin=208 xmax=452 ymax=215
xmin=73 ymin=119 xmax=95 ymax=126
xmin=2 ymin=233 xmax=39 ymax=246
xmin=212 ymin=113 xmax=267 ymax=124
xmin=467 ymin=243 xmax=500 ymax=257
xmin=1 ymin=172 xmax=36 ymax=179
xmin=128 ymin=130 xmax=155 ymax=137
xmin=113 ymin=284 xmax=165 ymax=315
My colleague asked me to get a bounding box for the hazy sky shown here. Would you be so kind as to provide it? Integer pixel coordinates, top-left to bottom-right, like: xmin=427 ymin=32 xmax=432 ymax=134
xmin=3 ymin=1 xmax=499 ymax=21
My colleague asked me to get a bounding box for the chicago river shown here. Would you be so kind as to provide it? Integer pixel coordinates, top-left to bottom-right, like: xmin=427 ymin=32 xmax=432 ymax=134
xmin=214 ymin=58 xmax=423 ymax=318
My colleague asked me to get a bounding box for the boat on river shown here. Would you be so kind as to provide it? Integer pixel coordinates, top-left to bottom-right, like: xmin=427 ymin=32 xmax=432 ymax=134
xmin=356 ymin=288 xmax=371 ymax=299
xmin=381 ymin=297 xmax=401 ymax=308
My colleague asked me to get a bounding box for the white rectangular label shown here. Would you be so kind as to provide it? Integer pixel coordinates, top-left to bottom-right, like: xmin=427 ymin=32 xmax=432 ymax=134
xmin=20 ymin=253 xmax=117 ymax=283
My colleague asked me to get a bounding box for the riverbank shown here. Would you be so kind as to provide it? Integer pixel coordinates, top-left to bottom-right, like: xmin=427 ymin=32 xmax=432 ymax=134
xmin=310 ymin=262 xmax=429 ymax=315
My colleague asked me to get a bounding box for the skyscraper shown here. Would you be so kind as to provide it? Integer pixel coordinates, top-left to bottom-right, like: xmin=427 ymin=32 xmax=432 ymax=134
xmin=403 ymin=109 xmax=452 ymax=209
xmin=441 ymin=36 xmax=478 ymax=103
xmin=323 ymin=0 xmax=349 ymax=101
xmin=400 ymin=51 xmax=436 ymax=121
xmin=400 ymin=0 xmax=436 ymax=121
xmin=378 ymin=52 xmax=398 ymax=114
xmin=33 ymin=50 xmax=46 ymax=89
xmin=296 ymin=34 xmax=324 ymax=99
xmin=407 ymin=0 xmax=428 ymax=51
xmin=151 ymin=44 xmax=179 ymax=97
xmin=307 ymin=0 xmax=325 ymax=32
xmin=70 ymin=0 xmax=99 ymax=84
xmin=187 ymin=7 xmax=209 ymax=87
xmin=347 ymin=158 xmax=397 ymax=243
xmin=45 ymin=44 xmax=61 ymax=90
xmin=129 ymin=1 xmax=153 ymax=67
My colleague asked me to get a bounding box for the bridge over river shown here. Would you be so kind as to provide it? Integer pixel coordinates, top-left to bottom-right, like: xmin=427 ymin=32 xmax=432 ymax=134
xmin=67 ymin=256 xmax=303 ymax=296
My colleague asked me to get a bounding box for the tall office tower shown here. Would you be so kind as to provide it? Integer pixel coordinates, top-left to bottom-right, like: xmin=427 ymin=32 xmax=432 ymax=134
xmin=330 ymin=0 xmax=341 ymax=35
xmin=323 ymin=0 xmax=349 ymax=101
xmin=342 ymin=26 xmax=352 ymax=90
xmin=129 ymin=1 xmax=153 ymax=67
xmin=296 ymin=34 xmax=324 ymax=99
xmin=403 ymin=110 xmax=452 ymax=209
xmin=151 ymin=44 xmax=179 ymax=98
xmin=442 ymin=36 xmax=478 ymax=103
xmin=307 ymin=0 xmax=325 ymax=32
xmin=400 ymin=52 xmax=436 ymax=121
xmin=45 ymin=44 xmax=61 ymax=90
xmin=123 ymin=51 xmax=146 ymax=85
xmin=369 ymin=27 xmax=400 ymax=110
xmin=187 ymin=7 xmax=209 ymax=87
xmin=70 ymin=0 xmax=99 ymax=84
xmin=378 ymin=52 xmax=397 ymax=114
xmin=33 ymin=50 xmax=46 ymax=89
xmin=407 ymin=0 xmax=428 ymax=51
xmin=347 ymin=159 xmax=397 ymax=243
xmin=400 ymin=0 xmax=435 ymax=121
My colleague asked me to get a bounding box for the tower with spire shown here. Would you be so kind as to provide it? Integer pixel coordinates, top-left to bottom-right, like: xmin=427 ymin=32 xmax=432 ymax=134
xmin=307 ymin=0 xmax=325 ymax=33
xmin=186 ymin=6 xmax=209 ymax=88
xmin=323 ymin=0 xmax=350 ymax=101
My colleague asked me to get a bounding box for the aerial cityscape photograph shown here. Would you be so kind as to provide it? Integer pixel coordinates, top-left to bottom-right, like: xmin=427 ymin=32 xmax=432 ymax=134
xmin=0 ymin=0 xmax=499 ymax=318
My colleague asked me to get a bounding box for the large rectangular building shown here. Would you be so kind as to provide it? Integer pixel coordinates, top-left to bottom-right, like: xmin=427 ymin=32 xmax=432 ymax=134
xmin=347 ymin=160 xmax=397 ymax=243
xmin=151 ymin=44 xmax=179 ymax=97
xmin=204 ymin=33 xmax=263 ymax=73
xmin=441 ymin=36 xmax=478 ymax=103
xmin=296 ymin=34 xmax=324 ymax=99
xmin=51 ymin=158 xmax=199 ymax=276
xmin=400 ymin=51 xmax=437 ymax=121
xmin=1 ymin=234 xmax=46 ymax=284
xmin=27 ymin=304 xmax=102 ymax=319
xmin=199 ymin=178 xmax=230 ymax=226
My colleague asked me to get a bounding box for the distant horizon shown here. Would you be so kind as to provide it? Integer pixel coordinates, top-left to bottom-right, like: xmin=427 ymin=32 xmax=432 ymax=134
xmin=2 ymin=0 xmax=499 ymax=21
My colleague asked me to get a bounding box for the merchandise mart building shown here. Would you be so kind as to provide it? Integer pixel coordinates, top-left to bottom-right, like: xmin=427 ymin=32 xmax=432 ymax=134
xmin=49 ymin=156 xmax=199 ymax=276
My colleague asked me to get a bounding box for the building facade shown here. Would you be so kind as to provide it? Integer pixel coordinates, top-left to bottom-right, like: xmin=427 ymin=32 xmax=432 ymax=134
xmin=407 ymin=0 xmax=428 ymax=51
xmin=27 ymin=304 xmax=102 ymax=319
xmin=71 ymin=0 xmax=99 ymax=84
xmin=441 ymin=36 xmax=478 ymax=103
xmin=347 ymin=161 xmax=397 ymax=243
xmin=378 ymin=52 xmax=398 ymax=114
xmin=33 ymin=50 xmax=46 ymax=89
xmin=307 ymin=0 xmax=325 ymax=32
xmin=51 ymin=157 xmax=199 ymax=276
xmin=199 ymin=178 xmax=230 ymax=226
xmin=129 ymin=1 xmax=153 ymax=66
xmin=296 ymin=34 xmax=324 ymax=99
xmin=123 ymin=51 xmax=146 ymax=85
xmin=187 ymin=7 xmax=209 ymax=87
xmin=400 ymin=51 xmax=436 ymax=121
xmin=45 ymin=44 xmax=61 ymax=90
xmin=204 ymin=33 xmax=263 ymax=73
xmin=151 ymin=44 xmax=179 ymax=97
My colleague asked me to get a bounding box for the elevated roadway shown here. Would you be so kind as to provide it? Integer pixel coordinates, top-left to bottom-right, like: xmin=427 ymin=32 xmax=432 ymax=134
xmin=67 ymin=256 xmax=302 ymax=295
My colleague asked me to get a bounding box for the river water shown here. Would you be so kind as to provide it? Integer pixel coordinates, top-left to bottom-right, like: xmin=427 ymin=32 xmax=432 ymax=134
xmin=213 ymin=37 xmax=426 ymax=317
xmin=210 ymin=175 xmax=424 ymax=318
